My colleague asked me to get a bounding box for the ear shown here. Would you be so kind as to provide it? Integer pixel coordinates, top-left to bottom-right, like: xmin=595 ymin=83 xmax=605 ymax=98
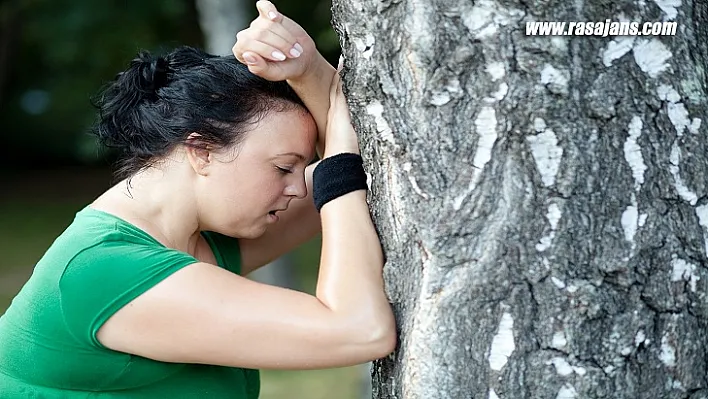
xmin=184 ymin=133 xmax=212 ymax=176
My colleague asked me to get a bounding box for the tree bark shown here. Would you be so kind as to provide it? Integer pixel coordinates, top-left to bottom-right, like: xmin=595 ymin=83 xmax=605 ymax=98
xmin=331 ymin=0 xmax=708 ymax=398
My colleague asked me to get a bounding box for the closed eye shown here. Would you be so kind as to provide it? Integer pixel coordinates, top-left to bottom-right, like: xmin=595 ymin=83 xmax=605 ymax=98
xmin=276 ymin=166 xmax=293 ymax=174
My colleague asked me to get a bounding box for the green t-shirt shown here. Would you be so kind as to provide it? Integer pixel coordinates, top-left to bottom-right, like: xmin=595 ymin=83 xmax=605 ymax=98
xmin=0 ymin=207 xmax=260 ymax=398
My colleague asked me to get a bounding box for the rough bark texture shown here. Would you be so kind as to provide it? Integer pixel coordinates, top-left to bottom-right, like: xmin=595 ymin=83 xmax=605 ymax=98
xmin=331 ymin=0 xmax=708 ymax=398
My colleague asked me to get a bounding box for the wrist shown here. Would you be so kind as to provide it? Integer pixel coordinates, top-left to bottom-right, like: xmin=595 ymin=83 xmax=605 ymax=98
xmin=287 ymin=54 xmax=334 ymax=86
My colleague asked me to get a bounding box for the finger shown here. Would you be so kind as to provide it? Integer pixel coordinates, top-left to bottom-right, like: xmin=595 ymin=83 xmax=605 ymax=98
xmin=256 ymin=0 xmax=281 ymax=23
xmin=241 ymin=51 xmax=267 ymax=70
xmin=255 ymin=1 xmax=304 ymax=37
xmin=248 ymin=19 xmax=302 ymax=57
xmin=241 ymin=34 xmax=297 ymax=62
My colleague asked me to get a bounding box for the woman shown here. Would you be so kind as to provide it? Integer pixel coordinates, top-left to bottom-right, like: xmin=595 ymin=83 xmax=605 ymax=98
xmin=0 ymin=1 xmax=396 ymax=397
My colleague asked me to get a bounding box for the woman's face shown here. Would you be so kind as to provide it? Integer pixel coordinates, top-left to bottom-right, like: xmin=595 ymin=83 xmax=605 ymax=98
xmin=197 ymin=107 xmax=317 ymax=238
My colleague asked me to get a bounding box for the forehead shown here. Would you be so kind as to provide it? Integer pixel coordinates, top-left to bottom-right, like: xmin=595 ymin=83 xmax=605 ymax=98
xmin=242 ymin=108 xmax=316 ymax=155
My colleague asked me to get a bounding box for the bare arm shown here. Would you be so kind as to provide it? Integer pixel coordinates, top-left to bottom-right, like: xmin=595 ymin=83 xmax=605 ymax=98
xmin=287 ymin=56 xmax=335 ymax=157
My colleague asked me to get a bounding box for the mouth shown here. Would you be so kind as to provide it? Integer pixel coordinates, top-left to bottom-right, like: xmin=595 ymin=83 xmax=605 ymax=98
xmin=268 ymin=208 xmax=286 ymax=216
xmin=267 ymin=207 xmax=287 ymax=221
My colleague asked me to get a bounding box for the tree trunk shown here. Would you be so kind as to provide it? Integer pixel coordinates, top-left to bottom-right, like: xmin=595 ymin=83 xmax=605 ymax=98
xmin=331 ymin=0 xmax=708 ymax=398
xmin=195 ymin=0 xmax=249 ymax=55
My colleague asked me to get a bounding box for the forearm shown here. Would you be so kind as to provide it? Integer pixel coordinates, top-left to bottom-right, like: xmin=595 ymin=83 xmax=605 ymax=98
xmin=315 ymin=190 xmax=394 ymax=338
xmin=287 ymin=55 xmax=336 ymax=157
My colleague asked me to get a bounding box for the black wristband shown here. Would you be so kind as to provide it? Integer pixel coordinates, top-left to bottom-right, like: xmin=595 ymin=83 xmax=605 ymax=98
xmin=313 ymin=153 xmax=368 ymax=212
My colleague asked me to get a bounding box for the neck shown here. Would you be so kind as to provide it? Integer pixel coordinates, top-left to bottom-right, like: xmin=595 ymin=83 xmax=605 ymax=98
xmin=103 ymin=166 xmax=201 ymax=255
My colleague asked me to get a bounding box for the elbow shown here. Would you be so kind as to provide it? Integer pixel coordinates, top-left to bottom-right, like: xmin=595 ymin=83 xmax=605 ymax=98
xmin=374 ymin=325 xmax=398 ymax=359
xmin=359 ymin=316 xmax=397 ymax=360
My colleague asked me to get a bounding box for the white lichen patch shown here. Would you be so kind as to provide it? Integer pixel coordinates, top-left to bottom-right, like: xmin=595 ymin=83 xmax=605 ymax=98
xmin=461 ymin=0 xmax=521 ymax=39
xmin=486 ymin=62 xmax=506 ymax=81
xmin=633 ymin=39 xmax=672 ymax=78
xmin=652 ymin=0 xmax=681 ymax=20
xmin=669 ymin=143 xmax=698 ymax=205
xmin=695 ymin=204 xmax=708 ymax=256
xmin=552 ymin=331 xmax=568 ymax=349
xmin=670 ymin=379 xmax=685 ymax=391
xmin=660 ymin=334 xmax=676 ymax=367
xmin=668 ymin=102 xmax=691 ymax=136
xmin=365 ymin=101 xmax=395 ymax=145
xmin=547 ymin=203 xmax=562 ymax=230
xmin=353 ymin=33 xmax=375 ymax=59
xmin=556 ymin=384 xmax=578 ymax=399
xmin=548 ymin=357 xmax=574 ymax=376
xmin=639 ymin=213 xmax=648 ymax=227
xmin=430 ymin=92 xmax=451 ymax=106
xmin=473 ymin=107 xmax=498 ymax=170
xmin=540 ymin=64 xmax=569 ymax=94
xmin=551 ymin=276 xmax=566 ymax=289
xmin=534 ymin=118 xmax=547 ymax=133
xmin=623 ymin=116 xmax=646 ymax=191
xmin=461 ymin=0 xmax=498 ymax=38
xmin=537 ymin=235 xmax=553 ymax=252
xmin=489 ymin=306 xmax=515 ymax=371
xmin=657 ymin=84 xmax=681 ymax=102
xmin=489 ymin=389 xmax=500 ymax=399
xmin=671 ymin=257 xmax=700 ymax=292
xmin=603 ymin=37 xmax=636 ymax=67
xmin=551 ymin=37 xmax=567 ymax=51
xmin=622 ymin=205 xmax=639 ymax=243
xmin=635 ymin=330 xmax=646 ymax=347
xmin=537 ymin=204 xmax=562 ymax=252
xmin=527 ymin=129 xmax=563 ymax=187
xmin=453 ymin=107 xmax=498 ymax=210
xmin=688 ymin=118 xmax=702 ymax=134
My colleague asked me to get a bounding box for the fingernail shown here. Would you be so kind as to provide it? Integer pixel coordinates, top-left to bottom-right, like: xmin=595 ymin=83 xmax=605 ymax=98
xmin=294 ymin=43 xmax=304 ymax=53
xmin=268 ymin=11 xmax=277 ymax=20
xmin=243 ymin=53 xmax=257 ymax=64
xmin=271 ymin=50 xmax=286 ymax=61
xmin=289 ymin=47 xmax=301 ymax=57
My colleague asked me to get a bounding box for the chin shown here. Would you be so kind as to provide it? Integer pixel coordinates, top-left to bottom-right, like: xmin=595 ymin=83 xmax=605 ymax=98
xmin=237 ymin=225 xmax=269 ymax=240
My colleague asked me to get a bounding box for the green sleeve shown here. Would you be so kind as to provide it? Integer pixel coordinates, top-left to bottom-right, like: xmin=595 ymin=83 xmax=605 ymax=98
xmin=59 ymin=239 xmax=198 ymax=348
xmin=200 ymin=231 xmax=242 ymax=275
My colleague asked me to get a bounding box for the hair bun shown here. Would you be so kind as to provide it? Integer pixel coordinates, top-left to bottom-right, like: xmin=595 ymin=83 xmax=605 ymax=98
xmin=136 ymin=52 xmax=170 ymax=95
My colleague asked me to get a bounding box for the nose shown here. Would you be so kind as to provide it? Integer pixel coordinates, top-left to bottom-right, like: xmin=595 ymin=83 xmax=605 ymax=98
xmin=284 ymin=175 xmax=307 ymax=199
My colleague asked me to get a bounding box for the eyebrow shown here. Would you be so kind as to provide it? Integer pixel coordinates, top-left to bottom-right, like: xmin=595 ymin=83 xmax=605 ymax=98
xmin=276 ymin=152 xmax=308 ymax=162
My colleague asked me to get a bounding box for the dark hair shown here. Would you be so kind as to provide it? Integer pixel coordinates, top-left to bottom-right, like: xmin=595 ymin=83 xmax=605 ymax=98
xmin=92 ymin=46 xmax=306 ymax=179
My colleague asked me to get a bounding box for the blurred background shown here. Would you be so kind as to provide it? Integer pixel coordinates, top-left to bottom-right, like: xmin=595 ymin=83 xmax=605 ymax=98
xmin=0 ymin=0 xmax=368 ymax=397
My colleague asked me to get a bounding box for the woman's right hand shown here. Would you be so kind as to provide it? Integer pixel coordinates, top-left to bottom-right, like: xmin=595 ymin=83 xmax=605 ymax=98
xmin=323 ymin=65 xmax=360 ymax=158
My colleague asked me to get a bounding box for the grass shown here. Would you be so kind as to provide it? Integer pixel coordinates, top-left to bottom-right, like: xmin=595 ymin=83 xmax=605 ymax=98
xmin=0 ymin=191 xmax=366 ymax=398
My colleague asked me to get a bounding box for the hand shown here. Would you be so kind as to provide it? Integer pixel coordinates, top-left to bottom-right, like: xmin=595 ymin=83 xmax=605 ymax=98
xmin=324 ymin=62 xmax=360 ymax=157
xmin=232 ymin=1 xmax=318 ymax=81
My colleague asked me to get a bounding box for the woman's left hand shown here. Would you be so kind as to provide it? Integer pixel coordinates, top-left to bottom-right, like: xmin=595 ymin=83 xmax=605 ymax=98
xmin=232 ymin=0 xmax=319 ymax=81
